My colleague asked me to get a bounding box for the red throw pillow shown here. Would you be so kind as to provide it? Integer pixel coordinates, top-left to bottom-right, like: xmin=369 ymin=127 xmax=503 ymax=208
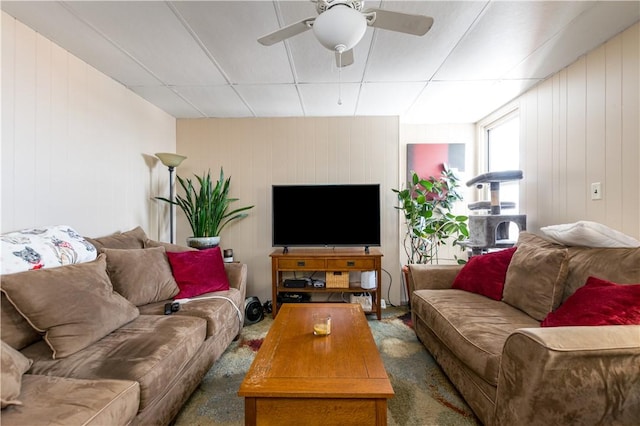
xmin=541 ymin=276 xmax=640 ymax=327
xmin=451 ymin=247 xmax=517 ymax=300
xmin=166 ymin=247 xmax=230 ymax=299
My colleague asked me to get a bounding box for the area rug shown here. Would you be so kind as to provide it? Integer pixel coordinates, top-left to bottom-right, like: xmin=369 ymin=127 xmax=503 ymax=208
xmin=173 ymin=306 xmax=481 ymax=426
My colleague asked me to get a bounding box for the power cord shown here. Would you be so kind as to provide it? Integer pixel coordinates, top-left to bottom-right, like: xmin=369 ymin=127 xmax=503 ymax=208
xmin=174 ymin=295 xmax=244 ymax=335
xmin=382 ymin=267 xmax=396 ymax=307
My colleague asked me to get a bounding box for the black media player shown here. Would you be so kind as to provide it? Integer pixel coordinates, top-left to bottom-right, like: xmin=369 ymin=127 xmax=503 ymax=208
xmin=284 ymin=278 xmax=309 ymax=288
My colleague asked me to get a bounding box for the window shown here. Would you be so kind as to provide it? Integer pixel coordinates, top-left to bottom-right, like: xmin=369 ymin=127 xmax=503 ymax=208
xmin=486 ymin=113 xmax=520 ymax=211
xmin=485 ymin=112 xmax=520 ymax=239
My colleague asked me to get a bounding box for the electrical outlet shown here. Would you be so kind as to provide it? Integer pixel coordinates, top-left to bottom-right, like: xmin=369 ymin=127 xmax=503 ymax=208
xmin=591 ymin=182 xmax=603 ymax=200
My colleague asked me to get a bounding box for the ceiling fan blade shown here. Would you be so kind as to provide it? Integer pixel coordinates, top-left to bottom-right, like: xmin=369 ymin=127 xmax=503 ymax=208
xmin=335 ymin=49 xmax=354 ymax=68
xmin=258 ymin=17 xmax=315 ymax=46
xmin=364 ymin=9 xmax=434 ymax=36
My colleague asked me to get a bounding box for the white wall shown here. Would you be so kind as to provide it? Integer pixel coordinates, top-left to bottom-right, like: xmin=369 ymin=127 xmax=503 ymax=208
xmin=1 ymin=12 xmax=176 ymax=239
xmin=176 ymin=117 xmax=400 ymax=305
xmin=483 ymin=22 xmax=640 ymax=239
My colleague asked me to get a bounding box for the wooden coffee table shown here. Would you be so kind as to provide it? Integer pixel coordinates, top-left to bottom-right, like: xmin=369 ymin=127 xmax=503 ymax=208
xmin=238 ymin=303 xmax=394 ymax=425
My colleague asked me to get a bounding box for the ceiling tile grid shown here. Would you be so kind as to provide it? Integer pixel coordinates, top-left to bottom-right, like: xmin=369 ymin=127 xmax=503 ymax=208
xmin=2 ymin=0 xmax=638 ymax=123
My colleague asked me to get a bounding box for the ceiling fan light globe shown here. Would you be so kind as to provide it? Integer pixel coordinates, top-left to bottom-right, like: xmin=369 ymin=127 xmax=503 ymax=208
xmin=313 ymin=6 xmax=367 ymax=51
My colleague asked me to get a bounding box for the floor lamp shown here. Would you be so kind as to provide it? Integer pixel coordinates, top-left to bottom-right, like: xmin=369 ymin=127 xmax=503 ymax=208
xmin=156 ymin=153 xmax=186 ymax=244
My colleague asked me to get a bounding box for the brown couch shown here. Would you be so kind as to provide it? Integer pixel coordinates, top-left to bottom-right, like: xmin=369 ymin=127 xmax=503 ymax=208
xmin=1 ymin=227 xmax=247 ymax=425
xmin=407 ymin=232 xmax=640 ymax=425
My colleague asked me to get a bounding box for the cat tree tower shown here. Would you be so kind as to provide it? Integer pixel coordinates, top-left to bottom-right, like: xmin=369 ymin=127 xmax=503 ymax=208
xmin=464 ymin=170 xmax=526 ymax=256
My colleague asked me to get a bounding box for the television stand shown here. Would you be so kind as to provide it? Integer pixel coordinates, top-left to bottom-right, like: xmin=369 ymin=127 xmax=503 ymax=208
xmin=270 ymin=248 xmax=383 ymax=319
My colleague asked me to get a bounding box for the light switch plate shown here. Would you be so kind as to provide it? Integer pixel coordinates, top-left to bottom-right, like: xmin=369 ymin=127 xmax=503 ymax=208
xmin=591 ymin=182 xmax=603 ymax=200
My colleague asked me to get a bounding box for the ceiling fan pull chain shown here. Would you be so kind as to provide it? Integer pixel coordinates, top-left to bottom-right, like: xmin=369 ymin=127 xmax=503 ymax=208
xmin=337 ymin=47 xmax=343 ymax=105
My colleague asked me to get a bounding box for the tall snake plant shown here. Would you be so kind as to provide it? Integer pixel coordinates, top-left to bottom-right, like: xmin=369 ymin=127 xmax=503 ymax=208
xmin=157 ymin=168 xmax=253 ymax=237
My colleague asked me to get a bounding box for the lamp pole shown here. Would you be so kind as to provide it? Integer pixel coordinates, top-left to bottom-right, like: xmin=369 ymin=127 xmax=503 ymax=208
xmin=168 ymin=165 xmax=176 ymax=244
xmin=155 ymin=153 xmax=187 ymax=244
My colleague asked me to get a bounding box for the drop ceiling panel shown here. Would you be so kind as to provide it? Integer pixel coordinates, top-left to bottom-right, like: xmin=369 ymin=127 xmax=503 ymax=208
xmin=505 ymin=1 xmax=640 ymax=80
xmin=176 ymin=86 xmax=254 ymax=117
xmin=433 ymin=1 xmax=596 ymax=81
xmin=129 ymin=86 xmax=204 ymax=118
xmin=172 ymin=1 xmax=294 ymax=84
xmin=1 ymin=1 xmax=159 ymax=86
xmin=235 ymin=84 xmax=304 ymax=117
xmin=66 ymin=1 xmax=226 ymax=85
xmin=405 ymin=80 xmax=531 ymax=124
xmin=356 ymin=82 xmax=426 ymax=116
xmin=363 ymin=1 xmax=487 ymax=82
xmin=298 ymin=83 xmax=361 ymax=116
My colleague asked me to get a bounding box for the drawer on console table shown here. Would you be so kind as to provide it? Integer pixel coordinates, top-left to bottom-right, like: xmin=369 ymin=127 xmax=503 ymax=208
xmin=327 ymin=258 xmax=376 ymax=270
xmin=277 ymin=258 xmax=326 ymax=270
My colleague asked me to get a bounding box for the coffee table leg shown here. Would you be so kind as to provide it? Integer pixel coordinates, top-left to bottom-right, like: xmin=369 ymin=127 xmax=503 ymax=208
xmin=244 ymin=397 xmax=257 ymax=426
xmin=375 ymin=399 xmax=387 ymax=425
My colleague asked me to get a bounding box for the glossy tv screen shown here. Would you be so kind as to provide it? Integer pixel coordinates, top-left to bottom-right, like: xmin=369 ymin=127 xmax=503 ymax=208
xmin=272 ymin=184 xmax=381 ymax=249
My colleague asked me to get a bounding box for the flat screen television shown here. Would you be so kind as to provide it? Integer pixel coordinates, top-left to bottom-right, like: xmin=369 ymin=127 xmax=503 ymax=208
xmin=272 ymin=184 xmax=381 ymax=251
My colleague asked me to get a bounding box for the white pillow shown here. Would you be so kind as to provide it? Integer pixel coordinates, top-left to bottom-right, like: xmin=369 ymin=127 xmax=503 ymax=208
xmin=540 ymin=221 xmax=640 ymax=248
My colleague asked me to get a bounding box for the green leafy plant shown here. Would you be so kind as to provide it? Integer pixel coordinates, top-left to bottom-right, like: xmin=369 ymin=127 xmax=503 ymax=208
xmin=392 ymin=164 xmax=469 ymax=264
xmin=156 ymin=168 xmax=253 ymax=238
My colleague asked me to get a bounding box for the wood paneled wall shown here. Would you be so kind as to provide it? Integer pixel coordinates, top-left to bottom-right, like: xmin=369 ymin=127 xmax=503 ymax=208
xmin=515 ymin=22 xmax=639 ymax=238
xmin=3 ymin=10 xmax=637 ymax=308
xmin=176 ymin=117 xmax=400 ymax=305
xmin=1 ymin=12 xmax=176 ymax=239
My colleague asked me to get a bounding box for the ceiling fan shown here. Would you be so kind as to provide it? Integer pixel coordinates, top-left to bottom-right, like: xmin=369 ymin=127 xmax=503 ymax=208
xmin=258 ymin=0 xmax=434 ymax=67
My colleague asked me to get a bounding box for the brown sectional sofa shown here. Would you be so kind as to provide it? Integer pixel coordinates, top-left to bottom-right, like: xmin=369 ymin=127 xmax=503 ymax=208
xmin=1 ymin=226 xmax=247 ymax=425
xmin=407 ymin=232 xmax=640 ymax=425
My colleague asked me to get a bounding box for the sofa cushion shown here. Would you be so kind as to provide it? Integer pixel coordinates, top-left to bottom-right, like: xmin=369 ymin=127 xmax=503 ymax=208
xmin=540 ymin=221 xmax=640 ymax=248
xmin=138 ymin=287 xmax=244 ymax=338
xmin=542 ymin=276 xmax=640 ymax=327
xmin=84 ymin=226 xmax=148 ymax=251
xmin=168 ymin=247 xmax=230 ymax=299
xmin=563 ymin=245 xmax=640 ymax=302
xmin=1 ymin=225 xmax=97 ymax=274
xmin=1 ymin=339 xmax=33 ymax=408
xmin=22 ymin=315 xmax=206 ymax=411
xmin=452 ymin=247 xmax=517 ymax=300
xmin=0 ymin=374 xmax=139 ymax=426
xmin=1 ymin=293 xmax=41 ymax=350
xmin=144 ymin=239 xmax=197 ymax=252
xmin=502 ymin=233 xmax=569 ymax=321
xmin=412 ymin=289 xmax=539 ymax=385
xmin=103 ymin=247 xmax=179 ymax=306
xmin=0 ymin=254 xmax=139 ymax=359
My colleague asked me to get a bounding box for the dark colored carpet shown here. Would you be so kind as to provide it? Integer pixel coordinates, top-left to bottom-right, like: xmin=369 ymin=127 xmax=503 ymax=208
xmin=173 ymin=306 xmax=481 ymax=425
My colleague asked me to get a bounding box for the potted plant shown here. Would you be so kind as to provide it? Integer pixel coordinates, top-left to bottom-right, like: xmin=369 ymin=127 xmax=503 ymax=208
xmin=393 ymin=164 xmax=469 ymax=306
xmin=392 ymin=164 xmax=469 ymax=265
xmin=156 ymin=168 xmax=254 ymax=249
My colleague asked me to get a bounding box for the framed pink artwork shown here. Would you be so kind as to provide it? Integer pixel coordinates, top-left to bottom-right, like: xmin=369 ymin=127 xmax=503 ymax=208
xmin=406 ymin=143 xmax=465 ymax=183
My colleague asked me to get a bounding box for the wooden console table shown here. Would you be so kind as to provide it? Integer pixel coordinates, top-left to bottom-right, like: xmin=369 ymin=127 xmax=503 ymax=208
xmin=270 ymin=248 xmax=383 ymax=319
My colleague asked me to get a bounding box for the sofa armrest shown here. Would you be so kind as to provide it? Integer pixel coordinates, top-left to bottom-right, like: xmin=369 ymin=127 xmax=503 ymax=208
xmin=495 ymin=325 xmax=640 ymax=425
xmin=224 ymin=263 xmax=247 ymax=299
xmin=407 ymin=264 xmax=462 ymax=293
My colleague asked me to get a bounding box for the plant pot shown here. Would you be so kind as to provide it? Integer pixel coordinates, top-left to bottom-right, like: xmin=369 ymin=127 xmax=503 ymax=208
xmin=186 ymin=236 xmax=220 ymax=250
